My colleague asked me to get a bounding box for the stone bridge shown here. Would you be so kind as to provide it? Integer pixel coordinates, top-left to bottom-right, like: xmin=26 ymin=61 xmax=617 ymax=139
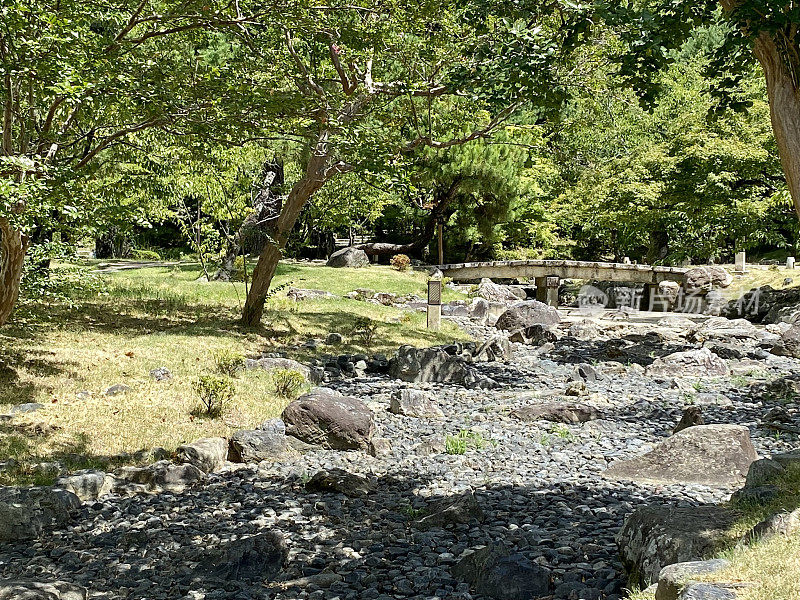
xmin=436 ymin=260 xmax=689 ymax=309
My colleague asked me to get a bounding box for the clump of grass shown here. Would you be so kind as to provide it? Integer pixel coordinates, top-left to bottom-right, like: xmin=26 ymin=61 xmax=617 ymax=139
xmin=445 ymin=429 xmax=495 ymax=455
xmin=550 ymin=423 xmax=577 ymax=442
xmin=192 ymin=374 xmax=235 ymax=418
xmin=270 ymin=369 xmax=306 ymax=399
xmin=213 ymin=348 xmax=246 ymax=377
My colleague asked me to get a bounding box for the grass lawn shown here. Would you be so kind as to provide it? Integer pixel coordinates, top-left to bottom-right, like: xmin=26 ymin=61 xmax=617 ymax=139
xmin=0 ymin=260 xmax=470 ymax=485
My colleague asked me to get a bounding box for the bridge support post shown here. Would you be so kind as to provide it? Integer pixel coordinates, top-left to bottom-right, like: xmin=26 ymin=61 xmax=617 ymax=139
xmin=535 ymin=276 xmax=560 ymax=308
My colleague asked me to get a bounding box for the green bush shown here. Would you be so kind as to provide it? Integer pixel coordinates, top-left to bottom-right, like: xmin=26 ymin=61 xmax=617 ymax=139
xmin=352 ymin=317 xmax=379 ymax=347
xmin=193 ymin=375 xmax=235 ymax=418
xmin=390 ymin=254 xmax=411 ymax=271
xmin=130 ymin=248 xmax=161 ymax=261
xmin=213 ymin=349 xmax=246 ymax=377
xmin=270 ymin=368 xmax=306 ymax=398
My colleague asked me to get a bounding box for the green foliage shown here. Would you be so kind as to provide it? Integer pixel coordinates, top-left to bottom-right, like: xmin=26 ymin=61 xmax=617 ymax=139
xmin=129 ymin=249 xmax=162 ymax=261
xmin=213 ymin=349 xmax=246 ymax=378
xmin=193 ymin=375 xmax=235 ymax=418
xmin=390 ymin=254 xmax=411 ymax=271
xmin=351 ymin=317 xmax=380 ymax=348
xmin=445 ymin=429 xmax=495 ymax=454
xmin=270 ymin=369 xmax=306 ymax=399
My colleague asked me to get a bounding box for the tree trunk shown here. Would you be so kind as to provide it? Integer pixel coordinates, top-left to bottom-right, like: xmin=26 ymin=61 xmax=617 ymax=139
xmin=753 ymin=33 xmax=800 ymax=218
xmin=358 ymin=178 xmax=462 ymax=258
xmin=0 ymin=218 xmax=29 ymax=326
xmin=241 ymin=138 xmax=331 ymax=326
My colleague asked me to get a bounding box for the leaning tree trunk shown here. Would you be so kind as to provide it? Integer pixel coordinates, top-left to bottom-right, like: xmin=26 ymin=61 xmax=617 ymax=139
xmin=0 ymin=217 xmax=29 ymax=326
xmin=241 ymin=139 xmax=331 ymax=326
xmin=753 ymin=33 xmax=800 ymax=219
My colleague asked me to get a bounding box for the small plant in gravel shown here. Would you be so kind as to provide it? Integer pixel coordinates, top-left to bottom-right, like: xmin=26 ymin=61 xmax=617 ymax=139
xmin=270 ymin=368 xmax=306 ymax=398
xmin=550 ymin=424 xmax=576 ymax=442
xmin=213 ymin=348 xmax=246 ymax=377
xmin=446 ymin=429 xmax=494 ymax=454
xmin=390 ymin=254 xmax=411 ymax=271
xmin=193 ymin=374 xmax=235 ymax=418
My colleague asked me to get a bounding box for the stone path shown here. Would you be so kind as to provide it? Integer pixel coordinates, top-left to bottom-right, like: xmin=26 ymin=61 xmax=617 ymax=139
xmin=1 ymin=315 xmax=798 ymax=600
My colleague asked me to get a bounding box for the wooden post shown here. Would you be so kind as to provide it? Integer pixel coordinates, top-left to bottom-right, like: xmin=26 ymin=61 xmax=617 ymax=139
xmin=437 ymin=221 xmax=444 ymax=265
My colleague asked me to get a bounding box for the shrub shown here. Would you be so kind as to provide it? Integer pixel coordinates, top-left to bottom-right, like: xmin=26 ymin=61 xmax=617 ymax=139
xmin=352 ymin=317 xmax=379 ymax=348
xmin=390 ymin=254 xmax=411 ymax=271
xmin=193 ymin=375 xmax=234 ymax=418
xmin=213 ymin=348 xmax=246 ymax=377
xmin=270 ymin=369 xmax=306 ymax=398
xmin=130 ymin=248 xmax=161 ymax=261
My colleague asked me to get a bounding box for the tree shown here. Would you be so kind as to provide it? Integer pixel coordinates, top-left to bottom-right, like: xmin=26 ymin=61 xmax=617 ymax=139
xmin=597 ymin=1 xmax=800 ymax=218
xmin=0 ymin=0 xmax=269 ymax=325
xmin=231 ymin=1 xmax=583 ymax=325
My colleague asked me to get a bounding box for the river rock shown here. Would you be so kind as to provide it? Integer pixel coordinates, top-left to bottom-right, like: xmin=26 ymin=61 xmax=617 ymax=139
xmin=771 ymin=324 xmax=800 ymax=358
xmin=655 ymin=559 xmax=731 ymax=600
xmin=199 ymin=531 xmax=288 ymax=581
xmin=494 ymin=300 xmax=560 ymax=332
xmin=673 ymin=406 xmax=704 ymax=433
xmin=388 ymin=345 xmax=468 ymax=384
xmin=390 ymin=389 xmax=444 ymax=418
xmin=604 ymin=424 xmax=758 ymax=486
xmin=618 ymin=505 xmax=740 ymax=586
xmin=282 ymin=388 xmax=374 ymax=451
xmin=114 ymin=461 xmax=203 ymax=494
xmin=647 ymin=348 xmax=729 ymax=377
xmin=684 ymin=267 xmax=733 ymax=295
xmin=473 ymin=336 xmax=513 ymax=362
xmin=305 ymin=468 xmax=374 ymax=497
xmin=0 ymin=487 xmax=81 ymax=541
xmin=176 ymin=437 xmax=228 ymax=473
xmin=452 ymin=543 xmax=552 ymax=600
xmin=511 ymin=401 xmax=599 ymax=424
xmin=0 ymin=581 xmax=88 ymax=600
xmin=476 ymin=279 xmax=521 ymax=303
xmin=55 ymin=470 xmax=115 ymax=502
xmin=326 ymin=247 xmax=369 ymax=268
xmin=228 ymin=428 xmax=287 ymax=463
xmin=414 ymin=491 xmax=484 ymax=529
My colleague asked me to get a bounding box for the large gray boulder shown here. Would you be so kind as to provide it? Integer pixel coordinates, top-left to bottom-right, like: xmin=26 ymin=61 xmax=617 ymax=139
xmin=0 ymin=487 xmax=81 ymax=541
xmin=495 ymin=300 xmax=560 ymax=331
xmin=473 ymin=336 xmax=513 ymax=362
xmin=414 ymin=491 xmax=484 ymax=530
xmin=55 ymin=470 xmax=115 ymax=502
xmin=282 ymin=388 xmax=374 ymax=451
xmin=0 ymin=581 xmax=88 ymax=600
xmin=678 ymin=583 xmax=738 ymax=599
xmin=475 ymin=278 xmax=522 ymax=303
xmin=452 ymin=543 xmax=552 ymax=600
xmin=647 ymin=348 xmax=729 ymax=377
xmin=199 ymin=532 xmax=288 ymax=581
xmin=684 ymin=266 xmax=733 ymax=295
xmin=388 ymin=345 xmax=469 ymax=384
xmin=390 ymin=389 xmax=444 ymax=418
xmin=176 ymin=437 xmax=228 ymax=473
xmin=618 ymin=505 xmax=740 ymax=586
xmin=771 ymin=324 xmax=800 ymax=358
xmin=114 ymin=460 xmax=204 ymax=494
xmin=604 ymin=424 xmax=758 ymax=486
xmin=326 ymin=247 xmax=369 ymax=268
xmin=228 ymin=425 xmax=287 ymax=463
